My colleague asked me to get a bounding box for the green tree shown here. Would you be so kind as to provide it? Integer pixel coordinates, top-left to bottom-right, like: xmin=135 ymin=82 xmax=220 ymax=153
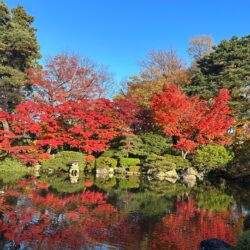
xmin=193 ymin=145 xmax=234 ymax=172
xmin=0 ymin=1 xmax=40 ymax=112
xmin=185 ymin=35 xmax=250 ymax=120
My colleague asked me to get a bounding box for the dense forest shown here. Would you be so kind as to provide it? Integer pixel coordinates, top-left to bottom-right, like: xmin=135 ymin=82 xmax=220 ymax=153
xmin=0 ymin=1 xmax=249 ymax=182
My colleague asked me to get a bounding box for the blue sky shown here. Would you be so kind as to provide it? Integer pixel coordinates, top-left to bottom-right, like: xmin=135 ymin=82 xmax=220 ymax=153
xmin=5 ymin=0 xmax=250 ymax=83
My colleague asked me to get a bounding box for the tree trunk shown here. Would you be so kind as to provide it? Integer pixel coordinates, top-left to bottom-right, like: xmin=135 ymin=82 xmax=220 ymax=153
xmin=46 ymin=145 xmax=52 ymax=154
xmin=181 ymin=151 xmax=188 ymax=159
xmin=0 ymin=119 xmax=10 ymax=131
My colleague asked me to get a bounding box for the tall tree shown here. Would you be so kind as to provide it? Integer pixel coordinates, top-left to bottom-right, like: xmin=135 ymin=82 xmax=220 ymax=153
xmin=151 ymin=84 xmax=233 ymax=158
xmin=125 ymin=49 xmax=189 ymax=107
xmin=185 ymin=35 xmax=250 ymax=122
xmin=187 ymin=35 xmax=214 ymax=61
xmin=27 ymin=54 xmax=113 ymax=106
xmin=0 ymin=1 xmax=41 ymax=112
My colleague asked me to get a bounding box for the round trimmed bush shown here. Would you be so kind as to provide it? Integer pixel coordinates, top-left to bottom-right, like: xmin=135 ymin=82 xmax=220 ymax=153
xmin=119 ymin=157 xmax=140 ymax=167
xmin=41 ymin=151 xmax=86 ymax=171
xmin=193 ymin=145 xmax=233 ymax=172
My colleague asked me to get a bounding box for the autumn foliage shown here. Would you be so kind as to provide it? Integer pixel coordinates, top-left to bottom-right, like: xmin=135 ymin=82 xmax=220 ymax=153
xmin=151 ymin=199 xmax=238 ymax=250
xmin=151 ymin=84 xmax=234 ymax=157
xmin=0 ymin=53 xmax=235 ymax=164
xmin=0 ymin=98 xmax=140 ymax=164
xmin=0 ymin=178 xmax=142 ymax=249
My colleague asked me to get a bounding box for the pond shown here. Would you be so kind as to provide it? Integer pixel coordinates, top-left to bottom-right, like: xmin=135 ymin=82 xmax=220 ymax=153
xmin=0 ymin=172 xmax=249 ymax=250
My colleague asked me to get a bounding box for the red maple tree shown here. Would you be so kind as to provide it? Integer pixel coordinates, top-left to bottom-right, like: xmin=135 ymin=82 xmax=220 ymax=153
xmin=151 ymin=84 xmax=234 ymax=158
xmin=26 ymin=54 xmax=108 ymax=106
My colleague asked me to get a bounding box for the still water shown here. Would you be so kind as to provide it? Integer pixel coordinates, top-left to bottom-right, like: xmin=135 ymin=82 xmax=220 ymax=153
xmin=0 ymin=172 xmax=249 ymax=250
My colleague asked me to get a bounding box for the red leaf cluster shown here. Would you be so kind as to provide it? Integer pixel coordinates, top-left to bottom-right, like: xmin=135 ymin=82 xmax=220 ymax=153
xmin=151 ymin=84 xmax=234 ymax=154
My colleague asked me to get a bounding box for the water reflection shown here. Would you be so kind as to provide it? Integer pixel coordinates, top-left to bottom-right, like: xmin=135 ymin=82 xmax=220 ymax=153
xmin=0 ymin=173 xmax=248 ymax=250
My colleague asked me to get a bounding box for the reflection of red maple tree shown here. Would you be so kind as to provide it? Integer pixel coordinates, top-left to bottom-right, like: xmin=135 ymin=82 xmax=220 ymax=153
xmin=150 ymin=198 xmax=238 ymax=250
xmin=0 ymin=178 xmax=142 ymax=249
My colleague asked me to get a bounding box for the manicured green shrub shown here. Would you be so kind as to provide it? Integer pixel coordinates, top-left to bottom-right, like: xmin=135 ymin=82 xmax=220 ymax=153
xmin=95 ymin=157 xmax=117 ymax=170
xmin=144 ymin=154 xmax=176 ymax=172
xmin=114 ymin=167 xmax=126 ymax=174
xmin=85 ymin=159 xmax=95 ymax=172
xmin=0 ymin=158 xmax=27 ymax=172
xmin=40 ymin=174 xmax=84 ymax=193
xmin=110 ymin=134 xmax=147 ymax=158
xmin=163 ymin=154 xmax=191 ymax=169
xmin=192 ymin=145 xmax=233 ymax=172
xmin=128 ymin=165 xmax=140 ymax=173
xmin=95 ymin=177 xmax=116 ymax=191
xmin=108 ymin=133 xmax=172 ymax=159
xmin=119 ymin=157 xmax=140 ymax=167
xmin=140 ymin=132 xmax=171 ymax=155
xmin=41 ymin=151 xmax=86 ymax=171
xmin=101 ymin=150 xmax=117 ymax=158
xmin=236 ymin=230 xmax=250 ymax=250
xmin=0 ymin=158 xmax=27 ymax=184
xmin=119 ymin=177 xmax=140 ymax=189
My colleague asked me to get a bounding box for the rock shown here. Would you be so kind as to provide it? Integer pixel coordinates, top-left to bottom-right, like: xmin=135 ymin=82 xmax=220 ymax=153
xmin=96 ymin=167 xmax=108 ymax=176
xmin=155 ymin=169 xmax=179 ymax=181
xmin=165 ymin=169 xmax=179 ymax=178
xmin=200 ymin=239 xmax=233 ymax=250
xmin=48 ymin=168 xmax=54 ymax=174
xmin=181 ymin=167 xmax=204 ymax=183
xmin=165 ymin=177 xmax=177 ymax=184
xmin=96 ymin=167 xmax=115 ymax=178
xmin=183 ymin=175 xmax=196 ymax=187
xmin=34 ymin=164 xmax=41 ymax=171
xmin=147 ymin=169 xmax=153 ymax=175
xmin=156 ymin=171 xmax=165 ymax=181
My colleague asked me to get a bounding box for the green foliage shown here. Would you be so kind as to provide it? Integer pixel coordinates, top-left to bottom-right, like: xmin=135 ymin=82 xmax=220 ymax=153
xmin=101 ymin=149 xmax=117 ymax=158
xmin=0 ymin=158 xmax=27 ymax=184
xmin=94 ymin=177 xmax=116 ymax=191
xmin=85 ymin=159 xmax=95 ymax=172
xmin=195 ymin=185 xmax=234 ymax=211
xmin=228 ymin=141 xmax=250 ymax=178
xmin=127 ymin=165 xmax=140 ymax=173
xmin=110 ymin=134 xmax=147 ymax=158
xmin=0 ymin=1 xmax=41 ymax=111
xmin=109 ymin=133 xmax=171 ymax=159
xmin=140 ymin=132 xmax=171 ymax=155
xmin=119 ymin=176 xmax=140 ymax=189
xmin=185 ymin=35 xmax=250 ymax=120
xmin=0 ymin=157 xmax=27 ymax=171
xmin=40 ymin=174 xmax=85 ymax=194
xmin=95 ymin=157 xmax=117 ymax=170
xmin=236 ymin=230 xmax=250 ymax=250
xmin=192 ymin=145 xmax=233 ymax=172
xmin=128 ymin=191 xmax=173 ymax=218
xmin=41 ymin=151 xmax=86 ymax=172
xmin=163 ymin=154 xmax=191 ymax=169
xmin=145 ymin=180 xmax=190 ymax=196
xmin=119 ymin=157 xmax=140 ymax=167
xmin=144 ymin=154 xmax=176 ymax=172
